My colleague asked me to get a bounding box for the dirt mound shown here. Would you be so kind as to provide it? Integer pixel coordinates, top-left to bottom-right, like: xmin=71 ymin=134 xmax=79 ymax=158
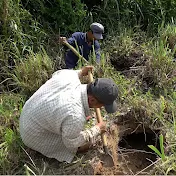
xmin=110 ymin=50 xmax=147 ymax=72
xmin=109 ymin=49 xmax=154 ymax=92
xmin=24 ymin=115 xmax=159 ymax=175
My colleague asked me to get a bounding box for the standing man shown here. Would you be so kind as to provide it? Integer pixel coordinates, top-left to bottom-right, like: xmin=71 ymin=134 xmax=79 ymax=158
xmin=60 ymin=22 xmax=104 ymax=69
xmin=19 ymin=66 xmax=118 ymax=163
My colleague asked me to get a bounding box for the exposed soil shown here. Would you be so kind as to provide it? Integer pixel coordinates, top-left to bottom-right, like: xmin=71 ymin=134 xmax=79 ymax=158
xmin=21 ymin=78 xmax=162 ymax=175
xmin=23 ymin=121 xmax=159 ymax=175
xmin=110 ymin=51 xmax=147 ymax=72
xmin=109 ymin=50 xmax=155 ymax=92
xmin=117 ymin=131 xmax=159 ymax=175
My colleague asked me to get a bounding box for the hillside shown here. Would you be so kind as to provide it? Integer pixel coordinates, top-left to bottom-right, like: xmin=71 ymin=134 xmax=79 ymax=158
xmin=0 ymin=0 xmax=176 ymax=175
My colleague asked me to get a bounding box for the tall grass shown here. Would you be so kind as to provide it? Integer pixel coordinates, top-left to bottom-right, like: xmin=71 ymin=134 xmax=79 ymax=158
xmin=91 ymin=0 xmax=176 ymax=35
xmin=11 ymin=48 xmax=55 ymax=97
xmin=0 ymin=93 xmax=25 ymax=174
xmin=0 ymin=0 xmax=50 ymax=93
xmin=0 ymin=0 xmax=176 ymax=175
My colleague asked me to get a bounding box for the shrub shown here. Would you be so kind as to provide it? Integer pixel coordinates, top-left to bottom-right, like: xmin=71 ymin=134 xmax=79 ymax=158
xmin=11 ymin=49 xmax=55 ymax=97
xmin=21 ymin=0 xmax=87 ymax=34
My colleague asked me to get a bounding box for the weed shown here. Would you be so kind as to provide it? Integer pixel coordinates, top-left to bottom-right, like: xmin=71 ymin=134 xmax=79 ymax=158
xmin=0 ymin=93 xmax=25 ymax=174
xmin=148 ymin=134 xmax=166 ymax=161
xmin=0 ymin=0 xmax=176 ymax=174
xmin=11 ymin=48 xmax=55 ymax=97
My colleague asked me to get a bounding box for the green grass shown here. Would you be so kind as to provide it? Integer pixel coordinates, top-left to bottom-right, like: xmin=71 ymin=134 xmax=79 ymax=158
xmin=11 ymin=48 xmax=55 ymax=97
xmin=0 ymin=93 xmax=25 ymax=174
xmin=148 ymin=134 xmax=166 ymax=161
xmin=0 ymin=1 xmax=176 ymax=174
xmin=1 ymin=27 xmax=176 ymax=174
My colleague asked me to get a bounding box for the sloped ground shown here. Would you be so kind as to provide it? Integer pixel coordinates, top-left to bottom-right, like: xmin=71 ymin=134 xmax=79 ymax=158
xmin=1 ymin=29 xmax=175 ymax=175
xmin=109 ymin=33 xmax=176 ymax=94
xmin=110 ymin=50 xmax=147 ymax=73
xmin=22 ymin=111 xmax=160 ymax=175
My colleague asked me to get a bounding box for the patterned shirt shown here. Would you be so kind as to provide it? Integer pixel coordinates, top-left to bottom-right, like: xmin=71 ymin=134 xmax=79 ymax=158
xmin=65 ymin=32 xmax=100 ymax=68
xmin=19 ymin=69 xmax=100 ymax=163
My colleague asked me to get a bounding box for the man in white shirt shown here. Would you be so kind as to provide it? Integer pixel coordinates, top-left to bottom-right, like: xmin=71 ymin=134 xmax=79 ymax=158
xmin=19 ymin=66 xmax=118 ymax=163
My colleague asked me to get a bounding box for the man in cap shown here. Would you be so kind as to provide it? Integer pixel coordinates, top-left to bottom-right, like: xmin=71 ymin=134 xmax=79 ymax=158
xmin=19 ymin=65 xmax=118 ymax=163
xmin=59 ymin=22 xmax=104 ymax=69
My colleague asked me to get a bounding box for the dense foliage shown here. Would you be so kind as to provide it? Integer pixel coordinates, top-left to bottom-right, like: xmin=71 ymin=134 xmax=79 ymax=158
xmin=0 ymin=0 xmax=176 ymax=175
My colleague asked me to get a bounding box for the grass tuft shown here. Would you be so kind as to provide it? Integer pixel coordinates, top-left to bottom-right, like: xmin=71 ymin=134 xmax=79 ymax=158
xmin=11 ymin=48 xmax=55 ymax=97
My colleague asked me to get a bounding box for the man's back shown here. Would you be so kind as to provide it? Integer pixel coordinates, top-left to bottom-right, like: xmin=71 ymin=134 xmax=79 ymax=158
xmin=20 ymin=70 xmax=80 ymax=129
xmin=19 ymin=70 xmax=88 ymax=162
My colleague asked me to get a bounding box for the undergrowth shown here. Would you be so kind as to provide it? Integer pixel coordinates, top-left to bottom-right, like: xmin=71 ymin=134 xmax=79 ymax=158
xmin=0 ymin=93 xmax=25 ymax=174
xmin=0 ymin=0 xmax=176 ymax=175
xmin=11 ymin=48 xmax=55 ymax=97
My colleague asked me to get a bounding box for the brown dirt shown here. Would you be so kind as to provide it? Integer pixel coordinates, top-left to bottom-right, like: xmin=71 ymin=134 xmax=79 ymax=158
xmin=22 ymin=108 xmax=161 ymax=175
xmin=23 ymin=122 xmax=158 ymax=175
xmin=110 ymin=51 xmax=147 ymax=73
xmin=109 ymin=50 xmax=155 ymax=92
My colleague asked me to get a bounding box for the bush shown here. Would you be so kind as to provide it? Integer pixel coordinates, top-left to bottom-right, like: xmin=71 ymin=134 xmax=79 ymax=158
xmin=11 ymin=49 xmax=55 ymax=97
xmin=21 ymin=0 xmax=87 ymax=35
xmin=91 ymin=0 xmax=176 ymax=35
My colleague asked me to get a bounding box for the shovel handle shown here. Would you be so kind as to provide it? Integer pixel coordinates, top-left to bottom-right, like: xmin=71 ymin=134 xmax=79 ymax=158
xmin=64 ymin=41 xmax=89 ymax=64
xmin=88 ymin=71 xmax=108 ymax=149
xmin=64 ymin=41 xmax=108 ymax=152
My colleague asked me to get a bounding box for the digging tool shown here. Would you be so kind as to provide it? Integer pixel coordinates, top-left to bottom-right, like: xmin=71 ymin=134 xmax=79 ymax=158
xmin=64 ymin=41 xmax=115 ymax=167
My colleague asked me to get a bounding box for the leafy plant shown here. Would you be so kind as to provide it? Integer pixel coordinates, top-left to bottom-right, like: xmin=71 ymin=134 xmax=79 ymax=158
xmin=148 ymin=134 xmax=166 ymax=161
xmin=22 ymin=0 xmax=87 ymax=34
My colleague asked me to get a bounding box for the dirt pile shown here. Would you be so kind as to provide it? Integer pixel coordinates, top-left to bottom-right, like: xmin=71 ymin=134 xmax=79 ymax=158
xmin=24 ymin=111 xmax=160 ymax=175
xmin=110 ymin=50 xmax=147 ymax=73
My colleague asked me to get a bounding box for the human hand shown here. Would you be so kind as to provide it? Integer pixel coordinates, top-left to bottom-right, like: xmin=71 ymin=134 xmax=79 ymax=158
xmin=96 ymin=121 xmax=107 ymax=134
xmin=59 ymin=37 xmax=67 ymax=44
xmin=81 ymin=65 xmax=94 ymax=76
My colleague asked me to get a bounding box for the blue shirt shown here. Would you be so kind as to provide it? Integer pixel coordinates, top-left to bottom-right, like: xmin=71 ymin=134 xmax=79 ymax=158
xmin=65 ymin=32 xmax=100 ymax=68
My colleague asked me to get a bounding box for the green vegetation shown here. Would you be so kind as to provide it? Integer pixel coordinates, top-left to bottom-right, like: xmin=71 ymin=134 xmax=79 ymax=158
xmin=148 ymin=134 xmax=166 ymax=161
xmin=0 ymin=0 xmax=176 ymax=175
xmin=12 ymin=48 xmax=54 ymax=97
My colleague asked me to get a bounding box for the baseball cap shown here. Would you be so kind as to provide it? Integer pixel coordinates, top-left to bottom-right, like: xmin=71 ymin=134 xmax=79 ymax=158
xmin=90 ymin=22 xmax=104 ymax=40
xmin=89 ymin=78 xmax=118 ymax=113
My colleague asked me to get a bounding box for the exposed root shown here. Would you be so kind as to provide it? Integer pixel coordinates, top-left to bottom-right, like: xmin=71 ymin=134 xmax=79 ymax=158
xmin=22 ymin=111 xmax=161 ymax=175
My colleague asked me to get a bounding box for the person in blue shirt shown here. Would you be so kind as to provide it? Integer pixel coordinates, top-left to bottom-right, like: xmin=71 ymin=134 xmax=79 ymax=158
xmin=60 ymin=22 xmax=104 ymax=69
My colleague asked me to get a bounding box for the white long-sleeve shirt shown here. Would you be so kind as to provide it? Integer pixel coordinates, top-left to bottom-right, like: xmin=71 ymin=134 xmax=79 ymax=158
xmin=19 ymin=69 xmax=100 ymax=163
